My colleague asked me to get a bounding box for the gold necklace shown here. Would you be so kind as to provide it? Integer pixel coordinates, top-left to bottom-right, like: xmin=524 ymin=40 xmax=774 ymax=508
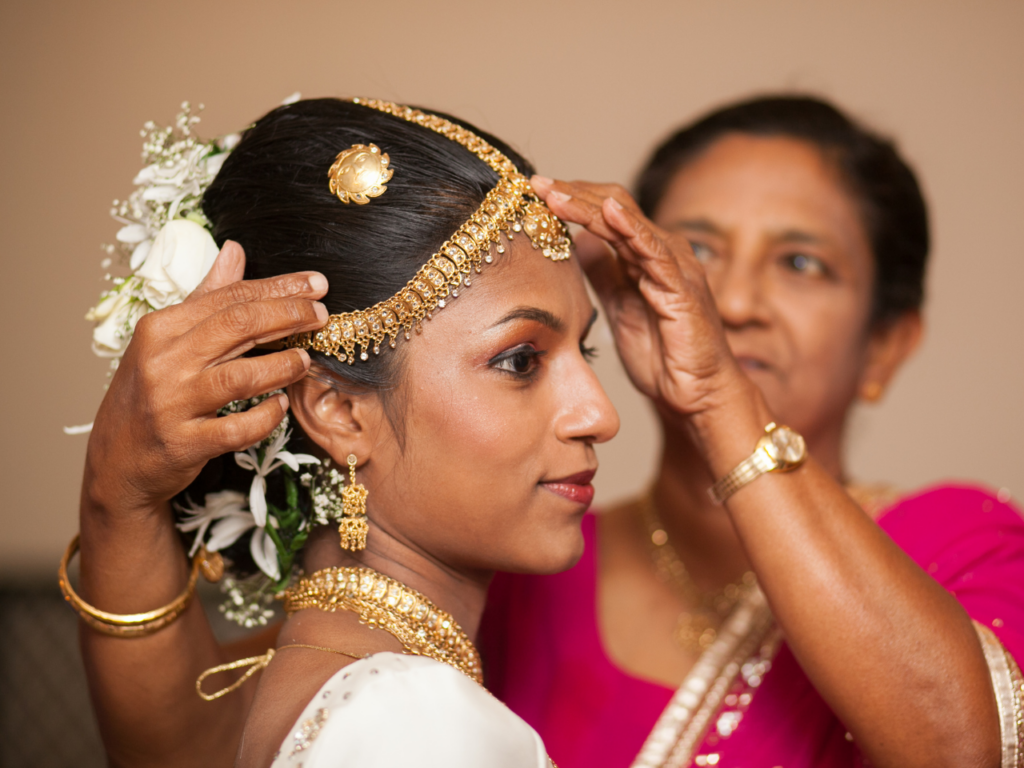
xmin=638 ymin=492 xmax=756 ymax=653
xmin=281 ymin=566 xmax=483 ymax=684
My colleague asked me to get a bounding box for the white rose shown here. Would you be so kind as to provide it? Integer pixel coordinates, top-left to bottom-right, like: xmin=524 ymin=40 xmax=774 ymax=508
xmin=136 ymin=219 xmax=219 ymax=309
xmin=87 ymin=288 xmax=149 ymax=357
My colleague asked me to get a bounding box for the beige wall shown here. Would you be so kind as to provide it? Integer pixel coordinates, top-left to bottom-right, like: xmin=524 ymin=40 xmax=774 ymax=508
xmin=2 ymin=0 xmax=1021 ymax=576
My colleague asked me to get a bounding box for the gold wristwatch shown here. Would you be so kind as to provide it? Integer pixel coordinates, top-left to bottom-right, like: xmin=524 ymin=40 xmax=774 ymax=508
xmin=708 ymin=422 xmax=807 ymax=504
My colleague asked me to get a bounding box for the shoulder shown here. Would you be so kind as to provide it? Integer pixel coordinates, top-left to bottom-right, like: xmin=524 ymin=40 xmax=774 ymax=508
xmin=876 ymin=483 xmax=1024 ymax=659
xmin=271 ymin=653 xmax=549 ymax=768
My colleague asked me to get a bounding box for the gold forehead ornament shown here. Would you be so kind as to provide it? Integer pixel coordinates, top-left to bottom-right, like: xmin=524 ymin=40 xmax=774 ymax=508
xmin=329 ymin=143 xmax=392 ymax=204
xmin=288 ymin=98 xmax=571 ymax=364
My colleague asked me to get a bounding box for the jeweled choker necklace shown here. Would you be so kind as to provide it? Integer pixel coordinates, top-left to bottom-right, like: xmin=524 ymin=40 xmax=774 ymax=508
xmin=281 ymin=566 xmax=482 ymax=684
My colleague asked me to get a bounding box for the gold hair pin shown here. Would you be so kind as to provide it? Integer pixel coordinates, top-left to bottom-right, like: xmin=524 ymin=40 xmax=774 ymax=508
xmin=287 ymin=99 xmax=571 ymax=364
xmin=328 ymin=143 xmax=393 ymax=204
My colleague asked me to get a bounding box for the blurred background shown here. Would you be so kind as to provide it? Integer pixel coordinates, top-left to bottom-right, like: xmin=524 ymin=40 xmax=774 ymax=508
xmin=1 ymin=0 xmax=1021 ymax=763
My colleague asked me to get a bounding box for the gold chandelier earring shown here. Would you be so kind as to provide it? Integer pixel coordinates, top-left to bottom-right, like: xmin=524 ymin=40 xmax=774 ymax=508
xmin=338 ymin=454 xmax=369 ymax=551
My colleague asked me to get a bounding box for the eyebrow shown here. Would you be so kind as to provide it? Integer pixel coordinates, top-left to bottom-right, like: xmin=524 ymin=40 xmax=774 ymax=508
xmin=668 ymin=219 xmax=827 ymax=247
xmin=666 ymin=217 xmax=724 ymax=236
xmin=490 ymin=306 xmax=565 ymax=332
xmin=774 ymin=229 xmax=827 ymax=247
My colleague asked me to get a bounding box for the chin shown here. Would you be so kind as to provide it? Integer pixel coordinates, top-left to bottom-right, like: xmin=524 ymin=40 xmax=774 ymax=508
xmin=506 ymin=521 xmax=586 ymax=576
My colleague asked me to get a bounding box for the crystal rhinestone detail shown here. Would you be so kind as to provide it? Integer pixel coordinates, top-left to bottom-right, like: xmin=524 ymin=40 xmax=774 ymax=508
xmin=289 ymin=708 xmax=330 ymax=756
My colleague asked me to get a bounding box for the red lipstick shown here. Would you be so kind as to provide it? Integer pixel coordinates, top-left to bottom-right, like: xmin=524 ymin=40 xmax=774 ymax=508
xmin=541 ymin=469 xmax=596 ymax=508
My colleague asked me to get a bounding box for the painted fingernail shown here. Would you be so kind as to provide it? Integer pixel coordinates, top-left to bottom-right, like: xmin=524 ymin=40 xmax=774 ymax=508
xmin=608 ymin=197 xmax=624 ymax=210
xmin=308 ymin=273 xmax=328 ymax=293
xmin=550 ymin=190 xmax=571 ymax=204
xmin=532 ymin=175 xmax=554 ymax=187
xmin=314 ymin=301 xmax=329 ymax=322
xmin=296 ymin=348 xmax=310 ymax=368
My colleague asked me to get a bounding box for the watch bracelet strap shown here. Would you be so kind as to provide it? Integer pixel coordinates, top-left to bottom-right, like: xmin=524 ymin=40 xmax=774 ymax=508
xmin=708 ymin=446 xmax=776 ymax=504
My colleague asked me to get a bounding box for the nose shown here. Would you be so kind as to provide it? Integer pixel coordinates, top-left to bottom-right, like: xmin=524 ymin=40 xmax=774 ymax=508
xmin=557 ymin=360 xmax=620 ymax=446
xmin=708 ymin=251 xmax=770 ymax=329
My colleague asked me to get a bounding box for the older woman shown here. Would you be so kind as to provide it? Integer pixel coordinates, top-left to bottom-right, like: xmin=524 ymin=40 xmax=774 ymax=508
xmin=71 ymin=95 xmax=1023 ymax=768
xmin=488 ymin=95 xmax=1024 ymax=768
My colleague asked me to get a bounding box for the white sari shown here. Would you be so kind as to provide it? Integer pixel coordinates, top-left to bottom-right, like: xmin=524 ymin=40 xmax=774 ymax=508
xmin=271 ymin=653 xmax=551 ymax=768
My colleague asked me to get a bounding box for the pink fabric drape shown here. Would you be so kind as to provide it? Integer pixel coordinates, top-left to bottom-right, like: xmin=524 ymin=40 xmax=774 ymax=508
xmin=479 ymin=484 xmax=1024 ymax=768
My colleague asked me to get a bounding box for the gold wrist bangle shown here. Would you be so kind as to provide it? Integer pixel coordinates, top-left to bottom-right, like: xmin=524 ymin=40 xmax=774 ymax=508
xmin=57 ymin=533 xmax=204 ymax=637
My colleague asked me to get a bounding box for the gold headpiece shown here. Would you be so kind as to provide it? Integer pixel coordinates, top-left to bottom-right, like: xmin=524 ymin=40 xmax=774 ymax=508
xmin=328 ymin=143 xmax=392 ymax=204
xmin=287 ymin=98 xmax=570 ymax=364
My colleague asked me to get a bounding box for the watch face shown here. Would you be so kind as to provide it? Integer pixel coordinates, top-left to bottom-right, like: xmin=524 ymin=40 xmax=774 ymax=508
xmin=768 ymin=426 xmax=806 ymax=466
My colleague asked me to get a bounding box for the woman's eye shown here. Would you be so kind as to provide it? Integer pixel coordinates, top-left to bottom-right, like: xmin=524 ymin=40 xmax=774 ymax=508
xmin=689 ymin=241 xmax=714 ymax=263
xmin=580 ymin=342 xmax=598 ymax=363
xmin=782 ymin=252 xmax=829 ymax=278
xmin=490 ymin=345 xmax=543 ymax=377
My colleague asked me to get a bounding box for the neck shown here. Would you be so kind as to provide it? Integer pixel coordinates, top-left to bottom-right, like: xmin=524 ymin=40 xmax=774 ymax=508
xmin=650 ymin=424 xmax=750 ymax=589
xmin=302 ymin=524 xmax=491 ymax=641
xmin=650 ymin=413 xmax=847 ymax=589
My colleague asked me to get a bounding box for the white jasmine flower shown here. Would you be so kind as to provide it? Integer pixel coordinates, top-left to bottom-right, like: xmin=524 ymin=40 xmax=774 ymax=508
xmin=234 ymin=430 xmax=319 ymax=527
xmin=250 ymin=528 xmax=281 ymax=581
xmin=115 ymin=223 xmax=151 ymax=244
xmin=86 ymin=287 xmax=149 ymax=357
xmin=175 ymin=490 xmax=283 ymax=581
xmin=176 ymin=490 xmax=249 ymax=556
xmin=129 ymin=239 xmax=153 ymax=271
xmin=205 ymin=513 xmax=258 ymax=553
xmin=136 ymin=219 xmax=219 ymax=309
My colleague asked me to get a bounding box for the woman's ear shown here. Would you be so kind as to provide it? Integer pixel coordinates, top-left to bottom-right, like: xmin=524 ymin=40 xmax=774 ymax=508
xmin=286 ymin=369 xmax=383 ymax=464
xmin=858 ymin=311 xmax=924 ymax=403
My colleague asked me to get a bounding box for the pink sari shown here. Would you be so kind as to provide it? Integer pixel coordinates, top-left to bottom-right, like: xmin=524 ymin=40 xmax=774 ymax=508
xmin=480 ymin=484 xmax=1024 ymax=767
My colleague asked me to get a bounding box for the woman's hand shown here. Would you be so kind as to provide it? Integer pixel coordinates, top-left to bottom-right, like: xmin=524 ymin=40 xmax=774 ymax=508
xmin=82 ymin=240 xmax=329 ymax=518
xmin=532 ymin=177 xmax=767 ymax=470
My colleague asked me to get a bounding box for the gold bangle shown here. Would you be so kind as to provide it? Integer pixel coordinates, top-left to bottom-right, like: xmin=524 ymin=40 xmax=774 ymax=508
xmin=57 ymin=533 xmax=204 ymax=637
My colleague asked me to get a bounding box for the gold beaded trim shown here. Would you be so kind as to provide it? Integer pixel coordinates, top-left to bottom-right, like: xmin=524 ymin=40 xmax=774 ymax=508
xmin=280 ymin=566 xmax=482 ymax=684
xmin=286 ymin=99 xmax=571 ymax=364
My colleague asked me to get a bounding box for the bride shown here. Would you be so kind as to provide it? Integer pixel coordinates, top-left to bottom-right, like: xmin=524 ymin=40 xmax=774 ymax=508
xmin=69 ymin=97 xmax=617 ymax=766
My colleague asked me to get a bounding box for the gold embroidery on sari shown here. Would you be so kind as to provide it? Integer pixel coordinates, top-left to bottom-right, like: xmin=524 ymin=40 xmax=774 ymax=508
xmin=631 ymin=586 xmax=777 ymax=768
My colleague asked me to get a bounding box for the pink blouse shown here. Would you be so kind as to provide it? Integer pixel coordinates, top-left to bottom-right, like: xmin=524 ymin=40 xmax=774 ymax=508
xmin=479 ymin=484 xmax=1024 ymax=767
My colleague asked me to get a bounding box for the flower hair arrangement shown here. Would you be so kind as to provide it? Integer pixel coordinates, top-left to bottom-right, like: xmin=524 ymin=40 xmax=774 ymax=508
xmin=87 ymin=101 xmax=240 ymax=366
xmin=175 ymin=393 xmax=326 ymax=627
xmin=82 ymin=97 xmax=345 ymax=626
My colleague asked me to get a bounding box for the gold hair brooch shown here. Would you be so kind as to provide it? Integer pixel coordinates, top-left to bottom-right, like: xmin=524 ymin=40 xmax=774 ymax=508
xmin=288 ymin=99 xmax=571 ymax=364
xmin=328 ymin=143 xmax=393 ymax=204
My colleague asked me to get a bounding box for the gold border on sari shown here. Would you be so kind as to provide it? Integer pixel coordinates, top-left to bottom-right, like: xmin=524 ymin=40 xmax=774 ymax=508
xmin=630 ymin=586 xmax=777 ymax=768
xmin=975 ymin=621 xmax=1024 ymax=768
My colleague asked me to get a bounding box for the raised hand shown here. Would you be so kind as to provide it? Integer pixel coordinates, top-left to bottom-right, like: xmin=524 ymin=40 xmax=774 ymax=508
xmin=82 ymin=240 xmax=329 ymax=518
xmin=531 ymin=177 xmax=752 ymax=429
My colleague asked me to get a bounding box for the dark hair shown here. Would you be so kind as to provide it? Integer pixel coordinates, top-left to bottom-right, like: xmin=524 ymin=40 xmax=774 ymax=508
xmin=635 ymin=95 xmax=929 ymax=325
xmin=184 ymin=98 xmax=534 ymax=578
xmin=203 ymin=98 xmax=534 ymax=389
